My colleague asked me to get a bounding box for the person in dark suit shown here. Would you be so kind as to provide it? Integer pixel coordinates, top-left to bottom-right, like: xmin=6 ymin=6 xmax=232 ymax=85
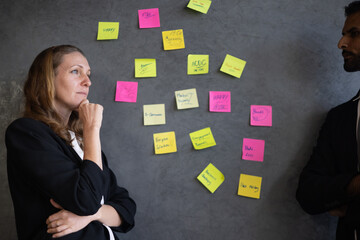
xmin=5 ymin=45 xmax=136 ymax=239
xmin=296 ymin=1 xmax=360 ymax=239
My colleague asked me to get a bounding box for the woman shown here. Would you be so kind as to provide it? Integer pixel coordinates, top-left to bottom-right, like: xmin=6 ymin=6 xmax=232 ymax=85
xmin=5 ymin=45 xmax=136 ymax=239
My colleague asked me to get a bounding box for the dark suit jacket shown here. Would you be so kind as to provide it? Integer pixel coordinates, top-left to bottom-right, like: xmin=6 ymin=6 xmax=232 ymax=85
xmin=296 ymin=93 xmax=360 ymax=239
xmin=6 ymin=118 xmax=136 ymax=240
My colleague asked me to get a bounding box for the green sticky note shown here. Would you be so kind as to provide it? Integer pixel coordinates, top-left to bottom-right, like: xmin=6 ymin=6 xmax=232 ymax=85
xmin=197 ymin=163 xmax=225 ymax=193
xmin=162 ymin=29 xmax=185 ymax=50
xmin=175 ymin=88 xmax=199 ymax=110
xmin=135 ymin=59 xmax=157 ymax=78
xmin=187 ymin=54 xmax=209 ymax=75
xmin=153 ymin=131 xmax=177 ymax=154
xmin=97 ymin=22 xmax=119 ymax=40
xmin=143 ymin=104 xmax=165 ymax=126
xmin=189 ymin=127 xmax=216 ymax=150
xmin=220 ymin=54 xmax=246 ymax=78
xmin=187 ymin=0 xmax=212 ymax=14
xmin=238 ymin=174 xmax=262 ymax=199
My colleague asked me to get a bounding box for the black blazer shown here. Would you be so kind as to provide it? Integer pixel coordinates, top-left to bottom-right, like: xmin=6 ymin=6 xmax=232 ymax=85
xmin=296 ymin=94 xmax=360 ymax=239
xmin=6 ymin=118 xmax=136 ymax=240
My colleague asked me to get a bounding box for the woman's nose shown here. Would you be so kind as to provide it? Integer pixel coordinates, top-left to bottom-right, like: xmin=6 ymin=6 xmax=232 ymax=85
xmin=82 ymin=74 xmax=91 ymax=87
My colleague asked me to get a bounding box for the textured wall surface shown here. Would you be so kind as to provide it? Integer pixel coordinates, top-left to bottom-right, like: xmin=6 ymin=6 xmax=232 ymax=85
xmin=0 ymin=0 xmax=358 ymax=239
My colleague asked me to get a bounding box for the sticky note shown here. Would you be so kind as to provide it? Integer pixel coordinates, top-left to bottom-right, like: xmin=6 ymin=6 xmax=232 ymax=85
xmin=187 ymin=0 xmax=212 ymax=14
xmin=97 ymin=22 xmax=119 ymax=40
xmin=251 ymin=105 xmax=272 ymax=127
xmin=135 ymin=59 xmax=157 ymax=78
xmin=220 ymin=54 xmax=246 ymax=78
xmin=115 ymin=81 xmax=138 ymax=103
xmin=189 ymin=127 xmax=216 ymax=150
xmin=138 ymin=8 xmax=160 ymax=28
xmin=175 ymin=88 xmax=199 ymax=110
xmin=197 ymin=163 xmax=225 ymax=193
xmin=238 ymin=174 xmax=262 ymax=199
xmin=187 ymin=54 xmax=209 ymax=75
xmin=209 ymin=91 xmax=231 ymax=112
xmin=153 ymin=131 xmax=177 ymax=154
xmin=242 ymin=138 xmax=265 ymax=162
xmin=162 ymin=29 xmax=185 ymax=50
xmin=143 ymin=104 xmax=166 ymax=126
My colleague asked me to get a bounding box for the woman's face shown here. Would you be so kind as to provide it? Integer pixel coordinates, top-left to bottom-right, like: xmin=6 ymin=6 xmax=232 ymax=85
xmin=53 ymin=52 xmax=91 ymax=119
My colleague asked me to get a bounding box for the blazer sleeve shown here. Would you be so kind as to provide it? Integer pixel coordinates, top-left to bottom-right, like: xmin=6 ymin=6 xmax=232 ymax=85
xmin=6 ymin=118 xmax=105 ymax=216
xmin=296 ymin=109 xmax=356 ymax=214
xmin=102 ymin=154 xmax=136 ymax=233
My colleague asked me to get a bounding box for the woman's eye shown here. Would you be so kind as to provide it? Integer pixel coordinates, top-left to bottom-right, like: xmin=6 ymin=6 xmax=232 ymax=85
xmin=71 ymin=69 xmax=79 ymax=74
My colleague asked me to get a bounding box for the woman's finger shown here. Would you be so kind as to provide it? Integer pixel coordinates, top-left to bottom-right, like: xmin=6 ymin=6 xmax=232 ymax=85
xmin=47 ymin=219 xmax=64 ymax=228
xmin=51 ymin=227 xmax=72 ymax=238
xmin=47 ymin=222 xmax=68 ymax=234
xmin=79 ymin=99 xmax=89 ymax=107
xmin=50 ymin=199 xmax=63 ymax=210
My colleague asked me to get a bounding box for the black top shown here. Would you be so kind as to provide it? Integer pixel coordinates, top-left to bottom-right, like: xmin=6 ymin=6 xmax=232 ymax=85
xmin=6 ymin=118 xmax=136 ymax=240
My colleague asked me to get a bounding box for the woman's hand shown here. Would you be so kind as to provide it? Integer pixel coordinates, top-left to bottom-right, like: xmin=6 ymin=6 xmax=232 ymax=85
xmin=78 ymin=99 xmax=103 ymax=169
xmin=46 ymin=199 xmax=95 ymax=238
xmin=78 ymin=99 xmax=103 ymax=130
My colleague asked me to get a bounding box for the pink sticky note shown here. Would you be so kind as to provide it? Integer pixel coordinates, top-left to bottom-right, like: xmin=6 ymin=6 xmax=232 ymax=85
xmin=115 ymin=81 xmax=138 ymax=102
xmin=242 ymin=138 xmax=265 ymax=162
xmin=251 ymin=105 xmax=272 ymax=126
xmin=138 ymin=8 xmax=160 ymax=28
xmin=209 ymin=91 xmax=231 ymax=112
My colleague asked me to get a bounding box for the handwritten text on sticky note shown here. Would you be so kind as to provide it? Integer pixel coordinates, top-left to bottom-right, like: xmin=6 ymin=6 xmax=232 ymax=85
xmin=162 ymin=29 xmax=185 ymax=50
xmin=251 ymin=105 xmax=272 ymax=127
xmin=197 ymin=163 xmax=225 ymax=193
xmin=238 ymin=174 xmax=262 ymax=199
xmin=242 ymin=138 xmax=265 ymax=162
xmin=175 ymin=88 xmax=199 ymax=110
xmin=144 ymin=104 xmax=165 ymax=126
xmin=138 ymin=8 xmax=160 ymax=28
xmin=187 ymin=0 xmax=212 ymax=14
xmin=188 ymin=54 xmax=209 ymax=75
xmin=115 ymin=81 xmax=138 ymax=103
xmin=220 ymin=54 xmax=246 ymax=78
xmin=97 ymin=22 xmax=119 ymax=40
xmin=189 ymin=127 xmax=216 ymax=150
xmin=135 ymin=59 xmax=157 ymax=78
xmin=153 ymin=131 xmax=177 ymax=154
xmin=209 ymin=91 xmax=231 ymax=112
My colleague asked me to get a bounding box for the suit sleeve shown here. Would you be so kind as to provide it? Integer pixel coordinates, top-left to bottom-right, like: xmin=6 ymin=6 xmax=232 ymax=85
xmin=102 ymin=154 xmax=136 ymax=233
xmin=296 ymin=110 xmax=356 ymax=214
xmin=6 ymin=118 xmax=105 ymax=216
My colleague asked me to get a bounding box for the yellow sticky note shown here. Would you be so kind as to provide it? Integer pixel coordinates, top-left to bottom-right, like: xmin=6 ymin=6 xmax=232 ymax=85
xmin=189 ymin=127 xmax=216 ymax=150
xmin=187 ymin=54 xmax=209 ymax=75
xmin=144 ymin=104 xmax=165 ymax=126
xmin=162 ymin=29 xmax=185 ymax=50
xmin=220 ymin=54 xmax=246 ymax=78
xmin=135 ymin=59 xmax=157 ymax=78
xmin=187 ymin=0 xmax=212 ymax=14
xmin=153 ymin=131 xmax=177 ymax=154
xmin=197 ymin=163 xmax=225 ymax=193
xmin=175 ymin=88 xmax=199 ymax=110
xmin=237 ymin=174 xmax=262 ymax=199
xmin=97 ymin=22 xmax=119 ymax=40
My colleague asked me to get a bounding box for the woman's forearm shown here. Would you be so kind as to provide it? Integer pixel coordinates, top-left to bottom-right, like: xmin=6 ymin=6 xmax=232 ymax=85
xmin=82 ymin=127 xmax=103 ymax=170
xmin=94 ymin=204 xmax=122 ymax=227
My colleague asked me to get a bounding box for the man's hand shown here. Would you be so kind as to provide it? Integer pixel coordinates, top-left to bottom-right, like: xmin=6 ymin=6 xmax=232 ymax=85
xmin=328 ymin=205 xmax=348 ymax=217
xmin=46 ymin=199 xmax=95 ymax=238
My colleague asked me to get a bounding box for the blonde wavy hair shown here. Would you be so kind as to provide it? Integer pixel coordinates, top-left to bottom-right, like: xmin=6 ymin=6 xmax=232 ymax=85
xmin=23 ymin=45 xmax=85 ymax=145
